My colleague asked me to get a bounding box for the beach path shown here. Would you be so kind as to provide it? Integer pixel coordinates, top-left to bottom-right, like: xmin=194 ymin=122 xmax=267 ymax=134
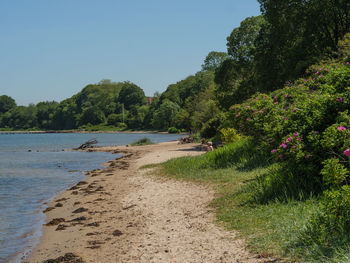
xmin=26 ymin=141 xmax=268 ymax=263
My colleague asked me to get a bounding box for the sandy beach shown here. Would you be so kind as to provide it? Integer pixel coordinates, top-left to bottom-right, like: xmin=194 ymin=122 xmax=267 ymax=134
xmin=24 ymin=141 xmax=268 ymax=263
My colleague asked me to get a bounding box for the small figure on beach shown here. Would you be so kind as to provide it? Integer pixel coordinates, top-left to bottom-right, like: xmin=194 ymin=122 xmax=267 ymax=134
xmin=201 ymin=141 xmax=214 ymax=151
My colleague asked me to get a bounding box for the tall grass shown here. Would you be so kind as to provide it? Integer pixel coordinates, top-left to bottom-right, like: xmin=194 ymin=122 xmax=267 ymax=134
xmin=158 ymin=138 xmax=348 ymax=262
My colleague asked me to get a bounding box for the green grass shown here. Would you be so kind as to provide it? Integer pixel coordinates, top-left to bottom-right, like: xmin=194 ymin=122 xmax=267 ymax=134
xmin=130 ymin=137 xmax=154 ymax=146
xmin=155 ymin=138 xmax=334 ymax=262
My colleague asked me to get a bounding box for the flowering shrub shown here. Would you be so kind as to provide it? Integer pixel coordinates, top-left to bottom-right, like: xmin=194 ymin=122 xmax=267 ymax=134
xmin=228 ymin=61 xmax=350 ymax=189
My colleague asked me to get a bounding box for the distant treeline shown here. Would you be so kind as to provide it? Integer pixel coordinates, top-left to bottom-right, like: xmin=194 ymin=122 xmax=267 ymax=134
xmin=1 ymin=0 xmax=349 ymax=134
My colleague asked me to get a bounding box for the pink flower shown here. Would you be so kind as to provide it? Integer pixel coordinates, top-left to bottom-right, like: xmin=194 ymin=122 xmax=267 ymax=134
xmin=273 ymin=96 xmax=277 ymax=101
xmin=338 ymin=97 xmax=343 ymax=102
xmin=316 ymin=71 xmax=319 ymax=75
xmin=260 ymin=110 xmax=265 ymax=113
xmin=313 ymin=78 xmax=316 ymax=81
xmin=247 ymin=105 xmax=251 ymax=108
xmin=314 ymin=131 xmax=319 ymax=134
xmin=346 ymin=62 xmax=350 ymax=66
xmin=231 ymin=106 xmax=235 ymax=110
xmin=305 ymin=154 xmax=309 ymax=159
xmin=235 ymin=114 xmax=240 ymax=118
xmin=292 ymin=108 xmax=297 ymax=112
xmin=292 ymin=145 xmax=296 ymax=149
xmin=344 ymin=149 xmax=350 ymax=157
xmin=326 ymin=69 xmax=329 ymax=72
xmin=337 ymin=126 xmax=347 ymax=131
xmin=246 ymin=118 xmax=251 ymax=121
xmin=293 ymin=132 xmax=298 ymax=137
xmin=279 ymin=154 xmax=283 ymax=159
xmin=286 ymin=137 xmax=292 ymax=143
xmin=274 ymin=102 xmax=278 ymax=104
xmin=319 ymin=68 xmax=323 ymax=71
xmin=280 ymin=143 xmax=287 ymax=148
xmin=297 ymin=137 xmax=302 ymax=141
xmin=284 ymin=117 xmax=288 ymax=121
xmin=271 ymin=149 xmax=276 ymax=153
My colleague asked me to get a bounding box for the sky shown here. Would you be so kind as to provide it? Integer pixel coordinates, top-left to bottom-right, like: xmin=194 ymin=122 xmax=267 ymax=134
xmin=0 ymin=0 xmax=261 ymax=106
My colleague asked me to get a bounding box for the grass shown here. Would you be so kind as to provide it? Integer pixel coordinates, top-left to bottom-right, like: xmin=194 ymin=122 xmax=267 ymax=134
xmin=153 ymin=138 xmax=335 ymax=262
xmin=130 ymin=137 xmax=154 ymax=146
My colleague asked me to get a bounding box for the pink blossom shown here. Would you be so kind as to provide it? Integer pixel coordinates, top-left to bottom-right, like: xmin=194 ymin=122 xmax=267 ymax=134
xmin=292 ymin=145 xmax=296 ymax=149
xmin=305 ymin=154 xmax=309 ymax=159
xmin=274 ymin=102 xmax=278 ymax=104
xmin=346 ymin=62 xmax=350 ymax=66
xmin=337 ymin=126 xmax=347 ymax=131
xmin=284 ymin=117 xmax=288 ymax=121
xmin=326 ymin=69 xmax=329 ymax=72
xmin=328 ymin=94 xmax=331 ymax=97
xmin=271 ymin=149 xmax=276 ymax=153
xmin=293 ymin=132 xmax=298 ymax=137
xmin=247 ymin=105 xmax=251 ymax=108
xmin=314 ymin=131 xmax=319 ymax=134
xmin=231 ymin=106 xmax=235 ymax=110
xmin=260 ymin=110 xmax=265 ymax=113
xmin=344 ymin=149 xmax=350 ymax=157
xmin=313 ymin=78 xmax=316 ymax=81
xmin=286 ymin=137 xmax=292 ymax=143
xmin=235 ymin=114 xmax=240 ymax=118
xmin=338 ymin=97 xmax=343 ymax=102
xmin=292 ymin=108 xmax=297 ymax=112
xmin=280 ymin=143 xmax=287 ymax=149
xmin=273 ymin=96 xmax=277 ymax=101
xmin=297 ymin=137 xmax=302 ymax=141
xmin=316 ymin=71 xmax=319 ymax=75
xmin=319 ymin=68 xmax=323 ymax=71
xmin=279 ymin=154 xmax=283 ymax=159
xmin=246 ymin=118 xmax=251 ymax=121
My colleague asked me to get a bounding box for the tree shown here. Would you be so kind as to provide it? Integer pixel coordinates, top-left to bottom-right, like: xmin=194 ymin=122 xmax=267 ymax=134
xmin=79 ymin=106 xmax=106 ymax=126
xmin=214 ymin=16 xmax=265 ymax=108
xmin=118 ymin=82 xmax=145 ymax=110
xmin=151 ymin=100 xmax=180 ymax=129
xmin=255 ymin=0 xmax=350 ymax=91
xmin=227 ymin=16 xmax=265 ymax=65
xmin=201 ymin=51 xmax=229 ymax=71
xmin=0 ymin=95 xmax=16 ymax=113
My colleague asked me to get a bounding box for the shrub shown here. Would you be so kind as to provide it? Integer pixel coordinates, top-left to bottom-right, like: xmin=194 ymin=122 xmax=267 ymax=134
xmin=220 ymin=128 xmax=241 ymax=145
xmin=130 ymin=137 xmax=154 ymax=146
xmin=228 ymin=61 xmax=350 ymax=193
xmin=168 ymin=127 xmax=179 ymax=133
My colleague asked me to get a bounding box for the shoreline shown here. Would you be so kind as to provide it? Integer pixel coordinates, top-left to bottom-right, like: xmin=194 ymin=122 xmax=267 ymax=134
xmin=24 ymin=141 xmax=264 ymax=263
xmin=24 ymin=141 xmax=203 ymax=263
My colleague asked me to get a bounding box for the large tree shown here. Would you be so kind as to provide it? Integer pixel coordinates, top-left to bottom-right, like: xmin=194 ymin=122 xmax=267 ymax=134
xmin=118 ymin=82 xmax=145 ymax=110
xmin=255 ymin=0 xmax=350 ymax=91
xmin=201 ymin=51 xmax=229 ymax=72
xmin=0 ymin=95 xmax=16 ymax=113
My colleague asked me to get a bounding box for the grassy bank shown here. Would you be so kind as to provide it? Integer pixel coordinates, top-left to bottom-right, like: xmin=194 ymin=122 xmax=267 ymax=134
xmin=150 ymin=138 xmax=349 ymax=262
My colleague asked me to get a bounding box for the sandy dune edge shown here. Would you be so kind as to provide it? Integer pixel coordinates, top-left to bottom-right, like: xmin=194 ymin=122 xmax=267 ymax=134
xmin=25 ymin=141 xmax=270 ymax=263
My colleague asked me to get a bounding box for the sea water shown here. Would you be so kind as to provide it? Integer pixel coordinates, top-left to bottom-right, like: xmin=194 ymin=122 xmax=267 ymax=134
xmin=0 ymin=133 xmax=182 ymax=263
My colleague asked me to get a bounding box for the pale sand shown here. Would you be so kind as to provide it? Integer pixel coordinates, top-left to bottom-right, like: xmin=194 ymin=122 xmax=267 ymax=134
xmin=25 ymin=141 xmax=272 ymax=263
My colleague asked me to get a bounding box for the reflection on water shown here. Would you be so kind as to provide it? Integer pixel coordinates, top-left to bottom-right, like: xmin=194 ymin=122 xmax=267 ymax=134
xmin=0 ymin=132 xmax=182 ymax=263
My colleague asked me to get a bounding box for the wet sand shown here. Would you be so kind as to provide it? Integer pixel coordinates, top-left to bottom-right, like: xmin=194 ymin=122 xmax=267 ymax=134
xmin=25 ymin=141 xmax=270 ymax=263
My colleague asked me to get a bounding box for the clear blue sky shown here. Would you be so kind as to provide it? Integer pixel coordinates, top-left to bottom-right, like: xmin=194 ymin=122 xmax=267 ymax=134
xmin=0 ymin=0 xmax=261 ymax=105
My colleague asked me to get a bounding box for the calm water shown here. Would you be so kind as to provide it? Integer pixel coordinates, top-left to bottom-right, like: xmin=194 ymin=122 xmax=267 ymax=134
xmin=0 ymin=133 xmax=182 ymax=263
